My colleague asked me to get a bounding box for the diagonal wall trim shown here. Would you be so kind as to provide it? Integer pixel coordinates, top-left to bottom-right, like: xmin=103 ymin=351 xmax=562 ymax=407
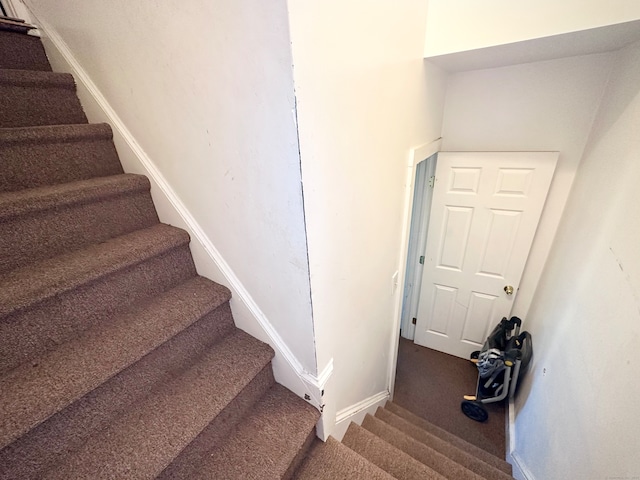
xmin=21 ymin=0 xmax=331 ymax=412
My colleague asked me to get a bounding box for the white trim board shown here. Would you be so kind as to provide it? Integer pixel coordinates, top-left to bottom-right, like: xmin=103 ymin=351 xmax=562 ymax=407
xmin=507 ymin=398 xmax=535 ymax=480
xmin=331 ymin=391 xmax=390 ymax=441
xmin=19 ymin=0 xmax=331 ymax=415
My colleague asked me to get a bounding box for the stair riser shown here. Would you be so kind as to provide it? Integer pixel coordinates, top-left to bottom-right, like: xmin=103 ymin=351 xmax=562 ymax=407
xmin=0 ymin=302 xmax=236 ymax=480
xmin=0 ymin=190 xmax=159 ymax=274
xmin=0 ymin=137 xmax=123 ymax=193
xmin=157 ymin=365 xmax=276 ymax=480
xmin=0 ymin=31 xmax=51 ymax=71
xmin=0 ymin=244 xmax=196 ymax=374
xmin=0 ymin=83 xmax=86 ymax=127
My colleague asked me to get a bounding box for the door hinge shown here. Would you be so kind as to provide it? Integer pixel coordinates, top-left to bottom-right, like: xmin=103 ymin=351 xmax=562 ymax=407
xmin=412 ymin=317 xmax=417 ymax=325
xmin=419 ymin=255 xmax=425 ymax=264
xmin=428 ymin=176 xmax=435 ymax=188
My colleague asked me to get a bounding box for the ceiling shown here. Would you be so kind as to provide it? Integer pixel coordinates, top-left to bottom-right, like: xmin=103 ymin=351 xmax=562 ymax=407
xmin=425 ymin=20 xmax=640 ymax=72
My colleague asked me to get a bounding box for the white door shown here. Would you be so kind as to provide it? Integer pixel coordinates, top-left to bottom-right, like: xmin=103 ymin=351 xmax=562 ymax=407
xmin=414 ymin=152 xmax=557 ymax=358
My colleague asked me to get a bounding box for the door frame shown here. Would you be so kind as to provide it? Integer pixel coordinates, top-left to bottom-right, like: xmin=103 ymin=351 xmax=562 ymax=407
xmin=388 ymin=138 xmax=441 ymax=398
xmin=399 ymin=153 xmax=437 ymax=340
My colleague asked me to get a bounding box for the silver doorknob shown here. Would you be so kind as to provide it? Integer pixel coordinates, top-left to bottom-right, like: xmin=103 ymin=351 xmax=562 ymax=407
xmin=504 ymin=285 xmax=514 ymax=295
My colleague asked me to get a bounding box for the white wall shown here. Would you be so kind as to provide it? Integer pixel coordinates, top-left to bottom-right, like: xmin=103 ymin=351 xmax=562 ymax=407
xmin=425 ymin=0 xmax=640 ymax=56
xmin=21 ymin=0 xmax=317 ymax=375
xmin=287 ymin=0 xmax=447 ymax=434
xmin=512 ymin=40 xmax=640 ymax=479
xmin=441 ymin=53 xmax=612 ymax=322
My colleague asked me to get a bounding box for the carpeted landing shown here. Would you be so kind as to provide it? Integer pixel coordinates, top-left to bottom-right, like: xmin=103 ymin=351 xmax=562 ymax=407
xmin=0 ymin=18 xmax=514 ymax=478
xmin=394 ymin=338 xmax=507 ymax=459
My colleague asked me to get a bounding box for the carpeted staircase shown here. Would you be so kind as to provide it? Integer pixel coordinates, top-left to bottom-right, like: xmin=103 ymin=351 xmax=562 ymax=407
xmin=0 ymin=18 xmax=515 ymax=479
xmin=0 ymin=17 xmax=319 ymax=480
xmin=296 ymin=402 xmax=514 ymax=480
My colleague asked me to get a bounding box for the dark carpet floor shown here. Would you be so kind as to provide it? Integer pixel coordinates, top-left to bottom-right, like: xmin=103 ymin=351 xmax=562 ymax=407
xmin=393 ymin=337 xmax=506 ymax=458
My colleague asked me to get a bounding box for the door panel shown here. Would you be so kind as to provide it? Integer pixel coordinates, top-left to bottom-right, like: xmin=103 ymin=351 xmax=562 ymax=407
xmin=414 ymin=152 xmax=557 ymax=358
xmin=439 ymin=206 xmax=473 ymax=270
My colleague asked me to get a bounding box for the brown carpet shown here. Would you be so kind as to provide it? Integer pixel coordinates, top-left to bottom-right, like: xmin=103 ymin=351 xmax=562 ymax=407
xmin=393 ymin=337 xmax=506 ymax=458
xmin=1 ymin=21 xmax=514 ymax=479
xmin=0 ymin=22 xmax=320 ymax=479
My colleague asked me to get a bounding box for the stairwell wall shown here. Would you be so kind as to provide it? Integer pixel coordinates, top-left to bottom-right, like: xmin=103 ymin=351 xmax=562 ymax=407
xmin=511 ymin=40 xmax=640 ymax=480
xmin=440 ymin=52 xmax=613 ymax=324
xmin=287 ymin=0 xmax=447 ymax=437
xmin=18 ymin=0 xmax=319 ymax=391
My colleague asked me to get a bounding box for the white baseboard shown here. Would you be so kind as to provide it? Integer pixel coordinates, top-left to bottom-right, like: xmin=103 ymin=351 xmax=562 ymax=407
xmin=507 ymin=398 xmax=535 ymax=480
xmin=331 ymin=391 xmax=390 ymax=441
xmin=509 ymin=451 xmax=535 ymax=480
xmin=19 ymin=0 xmax=331 ymax=417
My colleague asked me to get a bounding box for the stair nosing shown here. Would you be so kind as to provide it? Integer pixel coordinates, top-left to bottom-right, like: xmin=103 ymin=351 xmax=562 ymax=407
xmin=0 ymin=224 xmax=190 ymax=319
xmin=0 ymin=69 xmax=76 ymax=88
xmin=0 ymin=276 xmax=231 ymax=450
xmin=0 ymin=123 xmax=113 ymax=145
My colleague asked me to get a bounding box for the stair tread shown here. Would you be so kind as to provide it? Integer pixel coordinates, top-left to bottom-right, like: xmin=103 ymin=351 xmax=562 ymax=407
xmin=0 ymin=68 xmax=75 ymax=87
xmin=188 ymin=383 xmax=319 ymax=479
xmin=0 ymin=223 xmax=190 ymax=319
xmin=0 ymin=123 xmax=113 ymax=144
xmin=0 ymin=69 xmax=87 ymax=128
xmin=156 ymin=366 xmax=277 ymax=480
xmin=42 ymin=330 xmax=274 ymax=479
xmin=0 ymin=124 xmax=123 ymax=193
xmin=362 ymin=414 xmax=486 ymax=480
xmin=343 ymin=423 xmax=447 ymax=480
xmin=0 ymin=30 xmax=51 ymax=71
xmin=296 ymin=437 xmax=395 ymax=480
xmin=0 ymin=276 xmax=231 ymax=450
xmin=0 ymin=173 xmax=158 ymax=275
xmin=0 ymin=295 xmax=236 ymax=480
xmin=384 ymin=401 xmax=512 ymax=475
xmin=0 ymin=173 xmax=150 ymax=219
